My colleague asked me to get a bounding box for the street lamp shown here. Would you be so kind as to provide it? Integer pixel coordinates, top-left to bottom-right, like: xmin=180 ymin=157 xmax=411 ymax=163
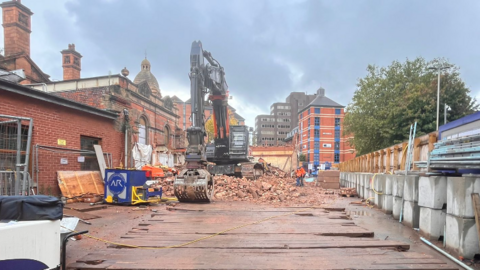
xmin=428 ymin=63 xmax=452 ymax=131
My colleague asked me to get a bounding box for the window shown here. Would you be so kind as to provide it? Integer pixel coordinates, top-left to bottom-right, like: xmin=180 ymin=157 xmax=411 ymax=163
xmin=80 ymin=136 xmax=101 ymax=171
xmin=164 ymin=125 xmax=170 ymax=146
xmin=314 ymin=117 xmax=320 ymax=126
xmin=314 ymin=129 xmax=320 ymax=138
xmin=308 ymin=118 xmax=310 ymax=126
xmin=335 ymin=118 xmax=341 ymax=126
xmin=138 ymin=117 xmax=147 ymax=145
xmin=308 ymin=109 xmax=310 ymax=115
xmin=315 ymin=108 xmax=320 ymax=114
xmin=335 ymin=142 xmax=340 ymax=150
xmin=314 ymin=141 xmax=319 ymax=149
xmin=335 ymin=130 xmax=340 ymax=137
xmin=334 ymin=153 xmax=340 ymax=163
xmin=314 ymin=153 xmax=319 ymax=161
xmin=335 ymin=109 xmax=341 ymax=115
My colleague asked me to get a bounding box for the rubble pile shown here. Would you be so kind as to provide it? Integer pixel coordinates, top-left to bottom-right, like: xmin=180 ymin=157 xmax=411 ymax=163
xmin=155 ymin=172 xmax=335 ymax=206
xmin=155 ymin=177 xmax=175 ymax=197
xmin=265 ymin=165 xmax=289 ymax=178
xmin=212 ymin=175 xmax=334 ymax=205
xmin=339 ymin=187 xmax=357 ymax=197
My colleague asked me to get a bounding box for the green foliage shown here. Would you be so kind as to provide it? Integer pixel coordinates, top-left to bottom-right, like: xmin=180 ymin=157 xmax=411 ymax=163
xmin=344 ymin=57 xmax=478 ymax=155
xmin=298 ymin=153 xmax=306 ymax=162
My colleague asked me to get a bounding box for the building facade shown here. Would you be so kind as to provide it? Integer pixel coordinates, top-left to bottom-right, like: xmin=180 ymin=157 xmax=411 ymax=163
xmin=171 ymin=97 xmax=245 ymax=131
xmin=297 ymin=88 xmax=355 ymax=167
xmin=255 ymin=91 xmax=318 ymax=146
xmin=0 ymin=76 xmax=124 ymax=195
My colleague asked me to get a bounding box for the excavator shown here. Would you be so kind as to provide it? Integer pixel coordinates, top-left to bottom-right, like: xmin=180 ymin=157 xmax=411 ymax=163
xmin=173 ymin=41 xmax=263 ymax=202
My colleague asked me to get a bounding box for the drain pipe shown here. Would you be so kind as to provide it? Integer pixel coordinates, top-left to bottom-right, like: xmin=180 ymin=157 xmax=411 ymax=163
xmin=420 ymin=237 xmax=473 ymax=270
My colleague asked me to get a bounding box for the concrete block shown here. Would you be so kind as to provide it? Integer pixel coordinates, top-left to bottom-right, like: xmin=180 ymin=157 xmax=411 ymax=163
xmin=418 ymin=176 xmax=447 ymax=209
xmin=403 ymin=175 xmax=419 ymax=202
xmin=363 ymin=187 xmax=369 ymax=199
xmin=382 ymin=194 xmax=393 ymax=214
xmin=392 ymin=196 xmax=403 ymax=219
xmin=374 ymin=193 xmax=383 ymax=209
xmin=447 ymin=176 xmax=480 ymax=218
xmin=419 ymin=207 xmax=446 ymax=241
xmin=392 ymin=175 xmax=404 ymax=197
xmin=385 ymin=175 xmax=394 ymax=195
xmin=364 ymin=174 xmax=372 ymax=188
xmin=446 ymin=214 xmax=480 ymax=259
xmin=402 ymin=200 xmax=420 ymax=228
xmin=373 ymin=174 xmax=386 ymax=193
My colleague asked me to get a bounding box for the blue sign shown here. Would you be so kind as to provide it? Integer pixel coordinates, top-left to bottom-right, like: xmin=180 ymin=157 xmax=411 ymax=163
xmin=107 ymin=173 xmax=126 ymax=195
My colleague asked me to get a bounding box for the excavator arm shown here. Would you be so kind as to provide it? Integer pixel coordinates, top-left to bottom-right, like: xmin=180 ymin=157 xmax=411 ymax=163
xmin=174 ymin=41 xmax=254 ymax=203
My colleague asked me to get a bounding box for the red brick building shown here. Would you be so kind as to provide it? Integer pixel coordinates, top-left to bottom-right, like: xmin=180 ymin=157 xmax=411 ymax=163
xmin=172 ymin=96 xmax=245 ymax=130
xmin=0 ymin=0 xmax=50 ymax=84
xmin=33 ymin=70 xmax=186 ymax=165
xmin=297 ymin=88 xmax=355 ymax=168
xmin=32 ymin=49 xmax=187 ymax=162
xmin=0 ymin=77 xmax=123 ymax=195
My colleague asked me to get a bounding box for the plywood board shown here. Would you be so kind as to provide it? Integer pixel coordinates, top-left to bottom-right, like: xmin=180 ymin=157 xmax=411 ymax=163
xmin=57 ymin=171 xmax=104 ymax=202
xmin=93 ymin=145 xmax=107 ymax=180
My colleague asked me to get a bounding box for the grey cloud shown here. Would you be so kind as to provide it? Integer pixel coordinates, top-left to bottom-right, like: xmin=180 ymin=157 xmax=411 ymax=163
xmin=12 ymin=0 xmax=480 ymax=127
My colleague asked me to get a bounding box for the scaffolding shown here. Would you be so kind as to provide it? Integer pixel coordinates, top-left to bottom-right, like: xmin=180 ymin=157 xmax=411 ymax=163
xmin=0 ymin=114 xmax=33 ymax=195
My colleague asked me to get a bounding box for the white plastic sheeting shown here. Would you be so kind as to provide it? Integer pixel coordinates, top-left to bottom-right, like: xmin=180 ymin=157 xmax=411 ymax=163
xmin=132 ymin=143 xmax=152 ymax=170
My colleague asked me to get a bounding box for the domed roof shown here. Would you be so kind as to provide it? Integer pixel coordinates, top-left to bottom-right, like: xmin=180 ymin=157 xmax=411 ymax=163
xmin=141 ymin=58 xmax=150 ymax=66
xmin=134 ymin=58 xmax=160 ymax=94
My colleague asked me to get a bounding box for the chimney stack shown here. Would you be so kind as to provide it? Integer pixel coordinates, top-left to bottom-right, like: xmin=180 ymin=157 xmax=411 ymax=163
xmin=61 ymin=43 xmax=82 ymax=80
xmin=0 ymin=0 xmax=33 ymax=56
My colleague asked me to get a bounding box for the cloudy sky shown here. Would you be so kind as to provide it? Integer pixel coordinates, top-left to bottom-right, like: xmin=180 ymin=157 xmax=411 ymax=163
xmin=3 ymin=0 xmax=479 ymax=127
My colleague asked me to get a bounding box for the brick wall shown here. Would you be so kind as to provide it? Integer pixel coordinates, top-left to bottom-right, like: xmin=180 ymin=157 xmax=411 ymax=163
xmin=54 ymin=87 xmax=108 ymax=109
xmin=54 ymin=86 xmax=182 ymax=149
xmin=0 ymin=90 xmax=124 ymax=196
xmin=2 ymin=5 xmax=31 ymax=56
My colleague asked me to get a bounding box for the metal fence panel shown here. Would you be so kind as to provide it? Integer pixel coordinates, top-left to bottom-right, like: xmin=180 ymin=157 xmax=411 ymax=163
xmin=0 ymin=115 xmax=33 ymax=195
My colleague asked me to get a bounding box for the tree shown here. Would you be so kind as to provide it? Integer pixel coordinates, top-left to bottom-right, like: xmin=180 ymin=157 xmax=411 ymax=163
xmin=204 ymin=110 xmax=238 ymax=142
xmin=344 ymin=57 xmax=478 ymax=155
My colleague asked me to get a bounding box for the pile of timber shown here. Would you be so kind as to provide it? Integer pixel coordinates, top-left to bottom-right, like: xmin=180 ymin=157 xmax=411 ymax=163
xmin=317 ymin=170 xmax=340 ymax=189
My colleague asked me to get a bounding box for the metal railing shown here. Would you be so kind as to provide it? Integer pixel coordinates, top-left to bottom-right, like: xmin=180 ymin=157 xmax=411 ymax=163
xmin=0 ymin=115 xmax=33 ymax=196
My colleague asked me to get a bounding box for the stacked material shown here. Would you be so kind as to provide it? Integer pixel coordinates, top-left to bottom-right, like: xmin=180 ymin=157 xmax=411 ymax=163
xmin=317 ymin=170 xmax=340 ymax=189
xmin=416 ymin=134 xmax=480 ymax=171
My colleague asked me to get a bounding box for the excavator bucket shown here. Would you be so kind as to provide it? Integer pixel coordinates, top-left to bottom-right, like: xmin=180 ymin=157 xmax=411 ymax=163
xmin=174 ymin=168 xmax=214 ymax=202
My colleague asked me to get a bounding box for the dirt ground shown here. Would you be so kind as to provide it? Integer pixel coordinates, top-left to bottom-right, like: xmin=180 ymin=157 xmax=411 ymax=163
xmin=65 ymin=189 xmax=477 ymax=269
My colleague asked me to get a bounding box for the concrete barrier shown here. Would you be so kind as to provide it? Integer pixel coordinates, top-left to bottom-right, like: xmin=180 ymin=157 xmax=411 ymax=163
xmin=446 ymin=214 xmax=480 ymax=258
xmin=447 ymin=176 xmax=480 ymax=218
xmin=419 ymin=207 xmax=446 ymax=241
xmin=403 ymin=175 xmax=419 ymax=202
xmin=419 ymin=176 xmax=447 ymax=209
xmin=340 ymin=171 xmax=480 ymax=258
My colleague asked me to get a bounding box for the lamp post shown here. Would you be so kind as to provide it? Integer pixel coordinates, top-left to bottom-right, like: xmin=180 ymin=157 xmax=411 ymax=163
xmin=428 ymin=63 xmax=452 ymax=131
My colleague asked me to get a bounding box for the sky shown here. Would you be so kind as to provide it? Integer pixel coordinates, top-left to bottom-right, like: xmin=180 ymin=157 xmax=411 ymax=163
xmin=3 ymin=0 xmax=480 ymax=128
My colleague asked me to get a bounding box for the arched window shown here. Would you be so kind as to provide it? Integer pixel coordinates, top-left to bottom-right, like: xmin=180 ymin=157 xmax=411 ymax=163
xmin=138 ymin=117 xmax=147 ymax=145
xmin=164 ymin=125 xmax=170 ymax=146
